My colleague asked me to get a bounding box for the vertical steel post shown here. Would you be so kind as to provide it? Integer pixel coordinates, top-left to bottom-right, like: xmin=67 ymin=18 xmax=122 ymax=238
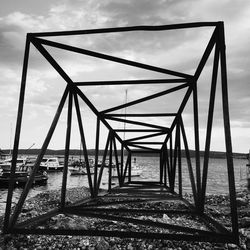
xmin=128 ymin=152 xmax=132 ymax=183
xmin=120 ymin=144 xmax=124 ymax=185
xmin=61 ymin=90 xmax=72 ymax=208
xmin=163 ymin=145 xmax=167 ymax=187
xmin=160 ymin=150 xmax=163 ymax=184
xmin=177 ymin=121 xmax=182 ymax=198
xmin=108 ymin=134 xmax=113 ymax=191
xmin=94 ymin=118 xmax=100 ymax=197
xmin=193 ymin=81 xmax=201 ymax=211
xmin=3 ymin=35 xmax=31 ymax=233
xmin=218 ymin=22 xmax=239 ymax=242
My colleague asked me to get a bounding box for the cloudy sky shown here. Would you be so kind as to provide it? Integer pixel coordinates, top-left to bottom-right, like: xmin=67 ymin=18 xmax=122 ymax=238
xmin=0 ymin=0 xmax=249 ymax=153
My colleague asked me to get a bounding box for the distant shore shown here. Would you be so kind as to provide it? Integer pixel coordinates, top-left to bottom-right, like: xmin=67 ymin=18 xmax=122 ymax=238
xmin=1 ymin=148 xmax=248 ymax=159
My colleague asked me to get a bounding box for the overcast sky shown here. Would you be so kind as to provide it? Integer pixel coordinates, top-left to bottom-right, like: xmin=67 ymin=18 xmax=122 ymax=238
xmin=0 ymin=0 xmax=249 ymax=153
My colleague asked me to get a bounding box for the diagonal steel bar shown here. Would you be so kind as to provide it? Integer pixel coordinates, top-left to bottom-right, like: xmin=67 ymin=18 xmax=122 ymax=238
xmin=194 ymin=27 xmax=217 ymax=80
xmin=34 ymin=37 xmax=193 ymax=79
xmin=192 ymin=82 xmax=202 ymax=210
xmin=97 ymin=132 xmax=111 ymax=190
xmin=127 ymin=144 xmax=160 ymax=152
xmin=102 ymin=83 xmax=189 ymax=114
xmin=9 ymin=86 xmax=69 ymax=228
xmin=125 ymin=131 xmax=167 ymax=143
xmin=73 ymin=92 xmax=94 ymax=197
xmin=180 ymin=117 xmax=198 ymax=206
xmin=112 ymin=135 xmax=122 ymax=186
xmin=31 ymin=37 xmax=130 ymax=153
xmin=3 ymin=35 xmax=31 ymax=233
xmin=200 ymin=41 xmax=220 ymax=210
xmin=105 ymin=116 xmax=169 ymax=131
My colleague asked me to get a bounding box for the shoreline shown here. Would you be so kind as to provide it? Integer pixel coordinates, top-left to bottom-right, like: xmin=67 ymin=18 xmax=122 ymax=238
xmin=0 ymin=187 xmax=250 ymax=249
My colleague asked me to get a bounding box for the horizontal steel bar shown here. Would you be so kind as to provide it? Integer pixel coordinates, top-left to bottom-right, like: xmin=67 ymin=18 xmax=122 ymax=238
xmin=30 ymin=22 xmax=219 ymax=37
xmin=115 ymin=129 xmax=163 ymax=132
xmin=130 ymin=150 xmax=160 ymax=154
xmin=10 ymin=227 xmax=235 ymax=244
xmin=106 ymin=113 xmax=177 ymax=117
xmin=75 ymin=79 xmax=186 ymax=86
xmin=128 ymin=142 xmax=163 ymax=144
xmin=70 ymin=207 xmax=193 ymax=215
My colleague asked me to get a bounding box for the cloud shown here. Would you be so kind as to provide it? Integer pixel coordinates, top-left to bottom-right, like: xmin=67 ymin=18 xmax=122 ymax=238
xmin=0 ymin=0 xmax=250 ymax=151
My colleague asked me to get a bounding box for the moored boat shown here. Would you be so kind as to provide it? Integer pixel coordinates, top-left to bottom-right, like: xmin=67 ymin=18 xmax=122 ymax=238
xmin=69 ymin=160 xmax=94 ymax=176
xmin=0 ymin=164 xmax=48 ymax=187
xmin=0 ymin=157 xmax=27 ymax=171
xmin=112 ymin=159 xmax=143 ymax=178
xmin=39 ymin=157 xmax=63 ymax=171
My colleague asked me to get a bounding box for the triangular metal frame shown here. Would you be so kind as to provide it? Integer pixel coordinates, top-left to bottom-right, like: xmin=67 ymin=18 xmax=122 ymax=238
xmin=3 ymin=22 xmax=239 ymax=244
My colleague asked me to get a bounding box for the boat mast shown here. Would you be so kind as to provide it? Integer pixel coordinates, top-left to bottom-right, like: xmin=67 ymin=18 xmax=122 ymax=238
xmin=123 ymin=89 xmax=128 ymax=141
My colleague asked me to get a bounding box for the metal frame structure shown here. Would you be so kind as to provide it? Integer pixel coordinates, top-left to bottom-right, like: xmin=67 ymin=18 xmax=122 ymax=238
xmin=3 ymin=22 xmax=239 ymax=244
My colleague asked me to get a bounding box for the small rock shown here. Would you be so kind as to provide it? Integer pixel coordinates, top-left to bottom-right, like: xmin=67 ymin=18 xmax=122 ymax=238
xmin=241 ymin=217 xmax=250 ymax=228
xmin=237 ymin=198 xmax=248 ymax=207
xmin=227 ymin=243 xmax=238 ymax=249
xmin=96 ymin=237 xmax=110 ymax=250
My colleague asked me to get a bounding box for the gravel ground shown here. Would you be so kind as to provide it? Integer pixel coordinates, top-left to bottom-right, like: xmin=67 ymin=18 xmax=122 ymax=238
xmin=0 ymin=187 xmax=249 ymax=250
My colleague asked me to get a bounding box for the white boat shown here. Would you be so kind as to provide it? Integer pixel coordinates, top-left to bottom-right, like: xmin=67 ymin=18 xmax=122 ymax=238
xmin=112 ymin=162 xmax=143 ymax=178
xmin=69 ymin=166 xmax=87 ymax=175
xmin=39 ymin=157 xmax=63 ymax=171
xmin=0 ymin=158 xmax=27 ymax=171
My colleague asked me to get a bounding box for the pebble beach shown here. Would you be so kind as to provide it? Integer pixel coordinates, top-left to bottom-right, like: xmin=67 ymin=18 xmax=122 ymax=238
xmin=0 ymin=186 xmax=250 ymax=250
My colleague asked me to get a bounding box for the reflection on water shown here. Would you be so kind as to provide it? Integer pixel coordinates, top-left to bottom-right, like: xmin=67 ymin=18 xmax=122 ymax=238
xmin=0 ymin=156 xmax=248 ymax=216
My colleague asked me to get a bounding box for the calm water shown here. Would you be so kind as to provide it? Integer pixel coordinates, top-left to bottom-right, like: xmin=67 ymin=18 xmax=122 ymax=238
xmin=0 ymin=156 xmax=248 ymax=216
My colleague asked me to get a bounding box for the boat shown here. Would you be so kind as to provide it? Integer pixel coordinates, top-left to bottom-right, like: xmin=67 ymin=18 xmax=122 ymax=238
xmin=0 ymin=157 xmax=27 ymax=171
xmin=39 ymin=157 xmax=63 ymax=171
xmin=69 ymin=166 xmax=87 ymax=175
xmin=112 ymin=159 xmax=143 ymax=178
xmin=69 ymin=160 xmax=94 ymax=176
xmin=0 ymin=164 xmax=48 ymax=187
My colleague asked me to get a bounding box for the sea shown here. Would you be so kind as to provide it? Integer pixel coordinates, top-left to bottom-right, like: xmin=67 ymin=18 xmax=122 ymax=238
xmin=0 ymin=156 xmax=248 ymax=217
